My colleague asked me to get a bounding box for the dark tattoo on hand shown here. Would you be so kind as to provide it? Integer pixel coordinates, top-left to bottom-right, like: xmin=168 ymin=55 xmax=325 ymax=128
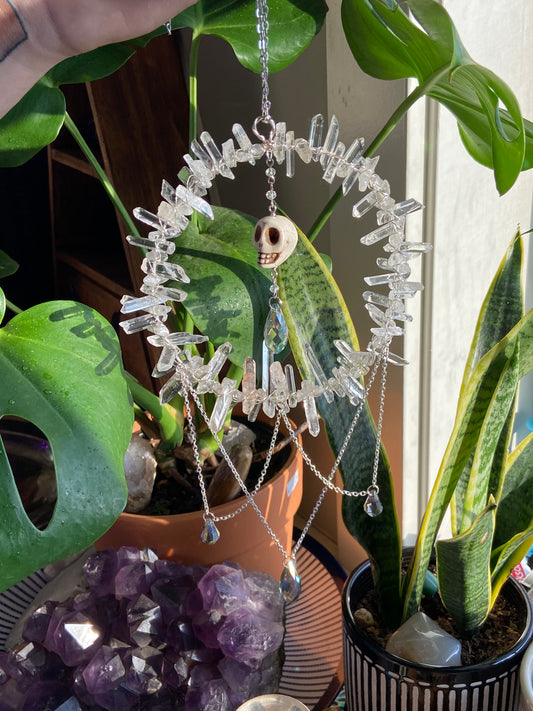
xmin=0 ymin=0 xmax=27 ymax=61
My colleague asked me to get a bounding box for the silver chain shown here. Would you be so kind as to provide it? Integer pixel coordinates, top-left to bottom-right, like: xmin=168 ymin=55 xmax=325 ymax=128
xmin=256 ymin=0 xmax=271 ymax=121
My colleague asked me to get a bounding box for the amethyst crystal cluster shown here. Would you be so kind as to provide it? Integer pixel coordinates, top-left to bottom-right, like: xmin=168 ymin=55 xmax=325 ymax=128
xmin=0 ymin=547 xmax=285 ymax=710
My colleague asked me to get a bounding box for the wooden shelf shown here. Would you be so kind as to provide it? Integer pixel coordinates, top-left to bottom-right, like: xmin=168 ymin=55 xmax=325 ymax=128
xmin=48 ymin=33 xmax=189 ymax=389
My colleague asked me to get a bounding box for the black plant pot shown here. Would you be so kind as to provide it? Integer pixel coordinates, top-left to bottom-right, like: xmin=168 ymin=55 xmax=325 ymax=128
xmin=342 ymin=558 xmax=533 ymax=711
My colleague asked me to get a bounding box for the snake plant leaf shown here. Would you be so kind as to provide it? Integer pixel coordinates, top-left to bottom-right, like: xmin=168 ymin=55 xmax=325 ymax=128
xmin=494 ymin=430 xmax=533 ymax=549
xmin=0 ymin=250 xmax=19 ymax=279
xmin=341 ymin=0 xmax=526 ymax=194
xmin=404 ymin=304 xmax=533 ymax=621
xmin=402 ymin=334 xmax=518 ymax=620
xmin=171 ymin=206 xmax=271 ymax=367
xmin=0 ymin=301 xmax=133 ymax=592
xmin=174 ymin=0 xmax=327 ymax=73
xmin=458 ymin=340 xmax=519 ymax=534
xmin=491 ymin=526 xmax=533 ymax=607
xmin=278 ymin=227 xmax=403 ymax=627
xmin=436 ymin=498 xmax=496 ymax=635
xmin=451 ymin=230 xmax=523 ymax=532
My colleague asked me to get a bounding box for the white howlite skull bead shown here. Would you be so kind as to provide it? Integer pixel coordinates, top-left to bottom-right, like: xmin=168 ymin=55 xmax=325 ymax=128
xmin=253 ymin=215 xmax=298 ymax=269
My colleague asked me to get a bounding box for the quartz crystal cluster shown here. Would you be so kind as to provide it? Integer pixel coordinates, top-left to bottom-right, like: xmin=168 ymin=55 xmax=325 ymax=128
xmin=0 ymin=547 xmax=285 ymax=711
xmin=119 ymin=114 xmax=429 ymax=438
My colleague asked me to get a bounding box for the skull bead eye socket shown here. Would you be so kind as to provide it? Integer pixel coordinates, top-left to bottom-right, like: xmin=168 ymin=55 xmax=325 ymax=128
xmin=253 ymin=224 xmax=262 ymax=242
xmin=267 ymin=227 xmax=280 ymax=245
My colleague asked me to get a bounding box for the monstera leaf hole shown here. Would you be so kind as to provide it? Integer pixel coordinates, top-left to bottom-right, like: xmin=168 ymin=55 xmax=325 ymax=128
xmin=0 ymin=416 xmax=57 ymax=531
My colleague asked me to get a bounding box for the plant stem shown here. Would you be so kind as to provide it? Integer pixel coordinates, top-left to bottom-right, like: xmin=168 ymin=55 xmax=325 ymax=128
xmin=6 ymin=299 xmax=22 ymax=315
xmin=307 ymin=66 xmax=450 ymax=243
xmin=63 ymin=113 xmax=141 ymax=239
xmin=188 ymin=33 xmax=201 ymax=229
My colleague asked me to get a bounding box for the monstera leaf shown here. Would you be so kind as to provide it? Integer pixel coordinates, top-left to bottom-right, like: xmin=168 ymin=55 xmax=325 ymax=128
xmin=0 ymin=299 xmax=133 ymax=591
xmin=172 ymin=206 xmax=271 ymax=367
xmin=0 ymin=0 xmax=327 ymax=166
xmin=341 ymin=0 xmax=529 ymax=194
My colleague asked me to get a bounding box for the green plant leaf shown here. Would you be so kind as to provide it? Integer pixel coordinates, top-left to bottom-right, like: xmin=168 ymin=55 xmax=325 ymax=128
xmin=341 ymin=0 xmax=526 ymax=193
xmin=0 ymin=301 xmax=133 ymax=591
xmin=436 ymin=498 xmax=496 ymax=635
xmin=458 ymin=340 xmax=519 ymax=533
xmin=278 ymin=228 xmax=402 ymax=627
xmin=0 ymin=0 xmax=326 ymax=166
xmin=491 ymin=527 xmax=533 ymax=606
xmin=494 ymin=431 xmax=533 ymax=549
xmin=175 ymin=0 xmax=327 ymax=73
xmin=0 ymin=250 xmax=19 ymax=279
xmin=172 ymin=206 xmax=271 ymax=367
xmin=451 ymin=230 xmax=523 ymax=532
xmin=0 ymin=287 xmax=5 ymax=323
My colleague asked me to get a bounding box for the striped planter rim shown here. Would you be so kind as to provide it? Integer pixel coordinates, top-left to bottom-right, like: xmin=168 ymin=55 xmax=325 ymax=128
xmin=342 ymin=559 xmax=533 ymax=711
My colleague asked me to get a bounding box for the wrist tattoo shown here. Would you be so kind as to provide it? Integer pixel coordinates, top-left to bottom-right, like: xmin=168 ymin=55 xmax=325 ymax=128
xmin=0 ymin=0 xmax=27 ymax=62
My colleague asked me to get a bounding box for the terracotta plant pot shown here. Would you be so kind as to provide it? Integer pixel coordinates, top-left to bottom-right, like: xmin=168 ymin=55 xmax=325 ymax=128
xmin=342 ymin=558 xmax=533 ymax=711
xmin=96 ymin=418 xmax=303 ymax=580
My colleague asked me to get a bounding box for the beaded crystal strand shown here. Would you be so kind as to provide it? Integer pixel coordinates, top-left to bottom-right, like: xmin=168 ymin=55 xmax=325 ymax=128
xmin=120 ymin=115 xmax=428 ymax=440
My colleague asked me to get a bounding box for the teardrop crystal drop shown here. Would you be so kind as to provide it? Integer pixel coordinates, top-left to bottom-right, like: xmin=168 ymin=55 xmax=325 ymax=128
xmin=200 ymin=518 xmax=220 ymax=544
xmin=364 ymin=491 xmax=383 ymax=518
xmin=280 ymin=558 xmax=301 ymax=603
xmin=264 ymin=303 xmax=288 ymax=354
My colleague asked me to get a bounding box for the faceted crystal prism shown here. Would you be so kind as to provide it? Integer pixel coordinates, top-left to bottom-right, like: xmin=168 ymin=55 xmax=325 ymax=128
xmin=279 ymin=558 xmax=301 ymax=603
xmin=364 ymin=490 xmax=383 ymax=517
xmin=264 ymin=303 xmax=289 ymax=353
xmin=200 ymin=518 xmax=220 ymax=545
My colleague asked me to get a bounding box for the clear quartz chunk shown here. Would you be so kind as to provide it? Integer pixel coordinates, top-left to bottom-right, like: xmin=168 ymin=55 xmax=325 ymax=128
xmin=273 ymin=122 xmax=287 ymax=163
xmin=322 ymin=142 xmax=345 ymax=183
xmin=352 ymin=191 xmax=380 ymax=218
xmin=386 ymin=612 xmax=462 ymax=666
xmin=364 ymin=272 xmax=401 ymax=286
xmin=222 ymin=139 xmax=237 ymax=168
xmin=191 ymin=137 xmax=213 ymax=167
xmin=294 ymin=138 xmax=312 ymax=163
xmin=175 ymin=185 xmax=214 ymax=219
xmin=241 ymin=357 xmax=257 ymax=403
xmin=120 ymin=314 xmax=159 ymax=334
xmin=360 ymin=222 xmax=402 ymax=246
xmin=320 ymin=115 xmax=339 ymax=167
xmin=200 ymin=518 xmax=220 ymax=545
xmin=209 ymin=377 xmax=237 ymax=432
xmin=126 ymin=234 xmax=176 ymax=254
xmin=232 ymin=123 xmax=257 ymax=164
xmin=147 ymin=332 xmax=208 ymax=347
xmin=120 ymin=295 xmax=166 ymax=314
xmin=202 ymin=342 xmax=232 ymax=381
xmin=146 ymin=285 xmax=188 ymax=303
xmin=133 ymin=207 xmax=175 ymax=233
xmin=280 ymin=558 xmax=301 ymax=603
xmin=285 ymin=364 xmax=297 ymax=408
xmin=338 ymin=137 xmax=364 ymax=179
xmin=141 ymin=258 xmax=190 ymax=284
xmin=159 ymin=372 xmax=186 ymax=403
xmin=305 ymin=345 xmax=333 ymax=403
xmin=301 ymin=380 xmax=320 ymax=436
xmin=364 ymin=490 xmax=383 ymax=517
xmin=264 ymin=302 xmax=289 ymax=353
xmin=308 ymin=114 xmax=324 ymax=161
xmin=285 ymin=130 xmax=295 ymax=177
xmin=200 ymin=131 xmax=235 ymax=179
xmin=393 ymin=198 xmax=423 ymax=216
xmin=183 ymin=155 xmax=213 ymax=188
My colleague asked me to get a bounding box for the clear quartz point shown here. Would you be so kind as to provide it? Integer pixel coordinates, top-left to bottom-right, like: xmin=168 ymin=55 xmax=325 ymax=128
xmin=264 ymin=303 xmax=289 ymax=353
xmin=295 ymin=138 xmax=312 ymax=164
xmin=285 ymin=131 xmax=295 ymax=177
xmin=280 ymin=558 xmax=301 ymax=603
xmin=364 ymin=490 xmax=383 ymax=517
xmin=320 ymin=115 xmax=339 ymax=168
xmin=200 ymin=518 xmax=220 ymax=545
xmin=352 ymin=191 xmax=381 ymax=218
xmin=308 ymin=114 xmax=324 ymax=161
